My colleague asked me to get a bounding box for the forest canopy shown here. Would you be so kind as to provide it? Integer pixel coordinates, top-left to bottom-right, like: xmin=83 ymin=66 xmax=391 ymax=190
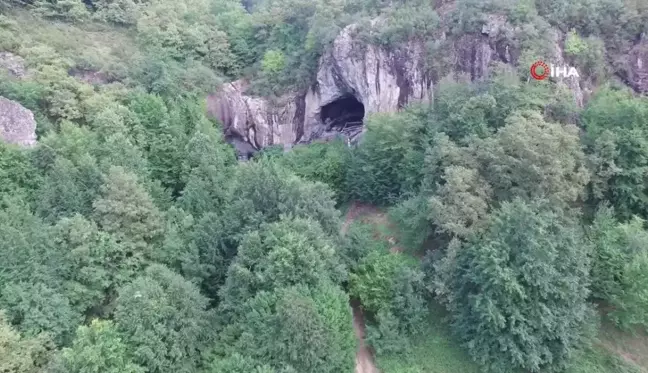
xmin=1 ymin=0 xmax=648 ymax=373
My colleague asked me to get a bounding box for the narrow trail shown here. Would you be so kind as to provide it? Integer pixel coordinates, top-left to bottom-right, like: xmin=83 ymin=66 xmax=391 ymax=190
xmin=342 ymin=202 xmax=381 ymax=373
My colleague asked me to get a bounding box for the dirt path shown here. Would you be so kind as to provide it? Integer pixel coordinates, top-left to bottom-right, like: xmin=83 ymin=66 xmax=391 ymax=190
xmin=343 ymin=202 xmax=381 ymax=373
xmin=352 ymin=300 xmax=380 ymax=373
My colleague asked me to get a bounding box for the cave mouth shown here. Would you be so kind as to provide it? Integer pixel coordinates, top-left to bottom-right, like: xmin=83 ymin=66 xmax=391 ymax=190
xmin=320 ymin=95 xmax=365 ymax=130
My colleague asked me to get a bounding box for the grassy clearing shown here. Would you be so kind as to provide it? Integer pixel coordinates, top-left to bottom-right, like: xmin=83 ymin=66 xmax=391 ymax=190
xmin=5 ymin=9 xmax=139 ymax=75
xmin=375 ymin=302 xmax=480 ymax=373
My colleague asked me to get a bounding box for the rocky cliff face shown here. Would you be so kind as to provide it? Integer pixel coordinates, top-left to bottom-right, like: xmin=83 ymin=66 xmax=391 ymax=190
xmin=0 ymin=96 xmax=37 ymax=147
xmin=206 ymin=15 xmax=645 ymax=153
xmin=206 ymin=21 xmax=433 ymax=153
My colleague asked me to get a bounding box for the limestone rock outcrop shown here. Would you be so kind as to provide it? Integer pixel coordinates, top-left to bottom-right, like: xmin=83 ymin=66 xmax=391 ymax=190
xmin=207 ymin=14 xmax=591 ymax=152
xmin=0 ymin=96 xmax=37 ymax=147
xmin=207 ymin=21 xmax=433 ymax=150
xmin=623 ymin=34 xmax=648 ymax=93
xmin=0 ymin=52 xmax=27 ymax=78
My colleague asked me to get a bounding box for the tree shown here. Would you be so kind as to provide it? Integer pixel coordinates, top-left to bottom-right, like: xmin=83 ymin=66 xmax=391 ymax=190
xmin=0 ymin=311 xmax=55 ymax=373
xmin=0 ymin=142 xmax=41 ymax=203
xmin=421 ymin=110 xmax=589 ymax=239
xmin=445 ymin=198 xmax=595 ymax=373
xmin=179 ymin=126 xmax=236 ymax=218
xmin=589 ymin=204 xmax=648 ymax=330
xmin=218 ymin=284 xmax=355 ymax=373
xmin=114 ymin=264 xmax=213 ymax=373
xmin=93 ymin=166 xmax=164 ymax=251
xmin=274 ymin=139 xmax=351 ymax=203
xmin=51 ymin=214 xmax=140 ymax=317
xmin=346 ymin=109 xmax=426 ymax=205
xmin=34 ymin=121 xmax=103 ymax=222
xmin=0 ymin=282 xmax=82 ymax=346
xmin=349 ymin=250 xmax=426 ymax=353
xmin=583 ymin=88 xmax=648 ymax=220
xmin=59 ymin=320 xmax=145 ymax=373
xmin=219 ymin=217 xmax=346 ymax=314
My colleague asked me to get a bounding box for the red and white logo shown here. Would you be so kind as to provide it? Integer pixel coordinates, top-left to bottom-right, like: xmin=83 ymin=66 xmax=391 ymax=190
xmin=530 ymin=60 xmax=579 ymax=80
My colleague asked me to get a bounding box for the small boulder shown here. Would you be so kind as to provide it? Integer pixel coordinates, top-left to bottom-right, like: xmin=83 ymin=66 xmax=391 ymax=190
xmin=0 ymin=96 xmax=37 ymax=147
xmin=0 ymin=52 xmax=27 ymax=78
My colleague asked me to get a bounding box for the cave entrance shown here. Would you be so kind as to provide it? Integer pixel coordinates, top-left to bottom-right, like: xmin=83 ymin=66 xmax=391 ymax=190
xmin=226 ymin=134 xmax=257 ymax=161
xmin=320 ymin=95 xmax=365 ymax=132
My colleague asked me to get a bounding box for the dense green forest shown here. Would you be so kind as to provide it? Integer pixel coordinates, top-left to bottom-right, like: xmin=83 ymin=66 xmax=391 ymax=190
xmin=1 ymin=0 xmax=648 ymax=372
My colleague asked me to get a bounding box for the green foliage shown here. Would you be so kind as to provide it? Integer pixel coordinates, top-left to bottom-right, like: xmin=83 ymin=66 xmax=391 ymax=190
xmin=373 ymin=302 xmax=481 ymax=373
xmin=59 ymin=320 xmax=145 ymax=373
xmin=565 ymin=29 xmax=588 ymax=56
xmin=114 ymin=264 xmax=213 ymax=373
xmin=0 ymin=311 xmax=55 ymax=373
xmin=219 ymin=217 xmax=346 ymax=314
xmin=51 ymin=214 xmax=138 ymax=315
xmin=445 ymin=198 xmax=595 ymax=373
xmin=583 ymin=88 xmax=648 ymax=220
xmin=0 ymin=143 xmax=41 ymax=202
xmin=92 ymin=166 xmax=164 ymax=251
xmin=179 ymin=126 xmax=236 ymax=218
xmin=349 ymin=249 xmax=426 ymax=353
xmin=423 ymin=110 xmax=589 ymax=238
xmin=218 ymin=284 xmax=356 ymax=373
xmin=589 ymin=205 xmax=648 ymax=330
xmin=341 ymin=221 xmax=390 ymax=272
xmin=0 ymin=281 xmax=82 ymax=346
xmin=346 ymin=110 xmax=426 ymax=205
xmin=274 ymin=139 xmax=351 ymax=203
xmin=33 ymin=0 xmax=90 ymax=22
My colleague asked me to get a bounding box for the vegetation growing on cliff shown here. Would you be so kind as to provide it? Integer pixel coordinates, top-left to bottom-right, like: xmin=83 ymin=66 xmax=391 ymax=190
xmin=1 ymin=0 xmax=648 ymax=373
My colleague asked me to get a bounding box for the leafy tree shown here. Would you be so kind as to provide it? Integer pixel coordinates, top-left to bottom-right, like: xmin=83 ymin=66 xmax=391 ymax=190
xmin=274 ymin=139 xmax=351 ymax=203
xmin=189 ymin=160 xmax=341 ymax=298
xmin=340 ymin=221 xmax=390 ymax=272
xmin=0 ymin=142 xmax=41 ymax=203
xmin=179 ymin=126 xmax=236 ymax=218
xmin=346 ymin=110 xmax=426 ymax=205
xmin=92 ymin=166 xmax=164 ymax=251
xmin=218 ymin=284 xmax=355 ymax=373
xmin=445 ymin=198 xmax=595 ymax=373
xmin=349 ymin=249 xmax=426 ymax=352
xmin=51 ymin=214 xmax=140 ymax=316
xmin=219 ymin=217 xmax=346 ymax=314
xmin=0 ymin=311 xmax=55 ymax=373
xmin=589 ymin=204 xmax=648 ymax=330
xmin=583 ymin=88 xmax=648 ymax=220
xmin=58 ymin=320 xmax=145 ymax=373
xmin=207 ymin=353 xmax=280 ymax=373
xmin=33 ymin=121 xmax=105 ymax=222
xmin=33 ymin=0 xmax=90 ymax=22
xmin=422 ymin=110 xmax=589 ymax=238
xmin=114 ymin=264 xmax=213 ymax=373
xmin=0 ymin=197 xmax=60 ymax=285
xmin=0 ymin=282 xmax=82 ymax=346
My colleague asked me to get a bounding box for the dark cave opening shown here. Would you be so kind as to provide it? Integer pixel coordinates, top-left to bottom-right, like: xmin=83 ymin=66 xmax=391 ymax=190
xmin=320 ymin=95 xmax=365 ymax=131
xmin=226 ymin=134 xmax=257 ymax=161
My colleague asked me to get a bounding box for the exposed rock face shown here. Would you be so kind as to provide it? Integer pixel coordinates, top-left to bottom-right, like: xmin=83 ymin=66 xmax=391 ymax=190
xmin=313 ymin=22 xmax=433 ymax=117
xmin=206 ymin=80 xmax=301 ymax=149
xmin=207 ymin=14 xmax=590 ymax=151
xmin=624 ymin=34 xmax=648 ymax=93
xmin=207 ymin=21 xmax=433 ymax=149
xmin=0 ymin=96 xmax=37 ymax=147
xmin=0 ymin=52 xmax=27 ymax=78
